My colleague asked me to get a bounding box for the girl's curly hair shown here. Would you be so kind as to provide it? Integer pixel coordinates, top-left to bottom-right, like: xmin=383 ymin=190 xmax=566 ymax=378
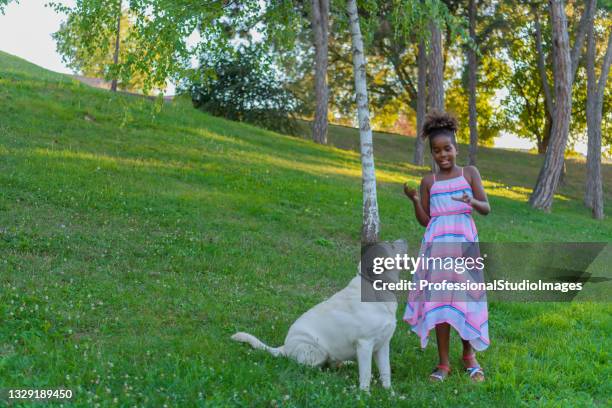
xmin=421 ymin=110 xmax=459 ymax=149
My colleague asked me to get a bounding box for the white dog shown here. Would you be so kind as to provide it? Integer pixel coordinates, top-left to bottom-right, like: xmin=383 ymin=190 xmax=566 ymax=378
xmin=231 ymin=240 xmax=407 ymax=391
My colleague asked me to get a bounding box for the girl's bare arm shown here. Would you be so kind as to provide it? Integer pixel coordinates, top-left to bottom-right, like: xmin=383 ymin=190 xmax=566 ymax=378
xmin=404 ymin=176 xmax=432 ymax=227
xmin=455 ymin=166 xmax=490 ymax=215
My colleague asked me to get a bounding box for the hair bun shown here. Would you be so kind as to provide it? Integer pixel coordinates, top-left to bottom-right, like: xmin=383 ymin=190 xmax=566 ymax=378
xmin=421 ymin=109 xmax=458 ymax=139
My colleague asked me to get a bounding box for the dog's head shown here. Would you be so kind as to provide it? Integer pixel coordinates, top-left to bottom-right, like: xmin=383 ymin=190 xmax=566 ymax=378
xmin=358 ymin=239 xmax=408 ymax=303
xmin=359 ymin=239 xmax=408 ymax=284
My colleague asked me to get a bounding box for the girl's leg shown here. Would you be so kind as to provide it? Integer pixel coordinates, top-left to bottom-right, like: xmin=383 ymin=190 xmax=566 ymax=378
xmin=461 ymin=339 xmax=473 ymax=358
xmin=435 ymin=323 xmax=451 ymax=366
xmin=461 ymin=340 xmax=479 ymax=362
xmin=461 ymin=339 xmax=484 ymax=381
xmin=430 ymin=323 xmax=451 ymax=381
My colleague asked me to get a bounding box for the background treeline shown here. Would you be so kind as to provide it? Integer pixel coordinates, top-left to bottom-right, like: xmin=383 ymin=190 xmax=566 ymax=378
xmin=1 ymin=0 xmax=609 ymax=221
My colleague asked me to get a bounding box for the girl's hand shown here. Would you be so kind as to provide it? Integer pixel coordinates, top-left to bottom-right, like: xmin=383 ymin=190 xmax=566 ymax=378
xmin=403 ymin=183 xmax=419 ymax=201
xmin=451 ymin=192 xmax=473 ymax=205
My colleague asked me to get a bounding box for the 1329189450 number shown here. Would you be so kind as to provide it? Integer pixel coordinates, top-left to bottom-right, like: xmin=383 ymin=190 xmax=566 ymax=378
xmin=7 ymin=389 xmax=73 ymax=399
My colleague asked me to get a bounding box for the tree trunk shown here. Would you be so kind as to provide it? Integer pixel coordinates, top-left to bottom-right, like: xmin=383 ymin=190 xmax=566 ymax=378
xmin=585 ymin=25 xmax=612 ymax=219
xmin=584 ymin=30 xmax=597 ymax=208
xmin=467 ymin=0 xmax=478 ymax=166
xmin=428 ymin=19 xmax=444 ymax=173
xmin=347 ymin=0 xmax=380 ymax=244
xmin=533 ymin=3 xmax=553 ymax=156
xmin=311 ymin=0 xmax=329 ymax=144
xmin=558 ymin=159 xmax=566 ymax=187
xmin=540 ymin=110 xmax=552 ymax=154
xmin=427 ymin=20 xmax=445 ymax=111
xmin=111 ymin=4 xmax=121 ymax=92
xmin=528 ymin=0 xmax=572 ymax=211
xmin=536 ymin=136 xmax=543 ymax=154
xmin=533 ymin=0 xmax=593 ymax=156
xmin=533 ymin=5 xmax=554 ymax=122
xmin=413 ymin=37 xmax=427 ymax=166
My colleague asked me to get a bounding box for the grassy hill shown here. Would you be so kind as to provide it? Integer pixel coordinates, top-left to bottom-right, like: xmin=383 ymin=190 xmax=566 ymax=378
xmin=0 ymin=50 xmax=610 ymax=406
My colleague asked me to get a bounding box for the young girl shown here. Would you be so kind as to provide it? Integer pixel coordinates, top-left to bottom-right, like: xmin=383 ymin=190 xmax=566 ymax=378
xmin=403 ymin=110 xmax=490 ymax=382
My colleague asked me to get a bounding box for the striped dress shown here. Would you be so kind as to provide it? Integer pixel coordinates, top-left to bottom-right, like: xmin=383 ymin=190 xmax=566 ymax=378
xmin=403 ymin=167 xmax=490 ymax=351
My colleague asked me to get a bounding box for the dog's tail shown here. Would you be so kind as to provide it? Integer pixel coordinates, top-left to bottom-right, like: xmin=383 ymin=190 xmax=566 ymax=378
xmin=231 ymin=332 xmax=285 ymax=357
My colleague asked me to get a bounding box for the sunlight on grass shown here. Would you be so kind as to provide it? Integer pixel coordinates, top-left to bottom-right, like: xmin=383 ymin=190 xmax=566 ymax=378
xmin=483 ymin=181 xmax=571 ymax=202
xmin=184 ymin=126 xmax=252 ymax=148
xmin=237 ymin=149 xmax=419 ymax=185
xmin=26 ymin=147 xmax=194 ymax=171
xmin=535 ymin=311 xmax=574 ymax=330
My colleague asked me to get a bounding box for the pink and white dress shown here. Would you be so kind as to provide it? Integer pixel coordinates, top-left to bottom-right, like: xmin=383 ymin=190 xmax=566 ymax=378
xmin=403 ymin=167 xmax=490 ymax=351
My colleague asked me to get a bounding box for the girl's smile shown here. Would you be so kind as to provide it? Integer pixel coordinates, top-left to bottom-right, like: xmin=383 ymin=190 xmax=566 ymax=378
xmin=431 ymin=134 xmax=457 ymax=171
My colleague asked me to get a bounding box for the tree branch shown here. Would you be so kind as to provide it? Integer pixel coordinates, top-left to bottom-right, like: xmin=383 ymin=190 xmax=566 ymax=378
xmin=597 ymin=28 xmax=612 ymax=100
xmin=570 ymin=0 xmax=595 ymax=83
xmin=533 ymin=3 xmax=554 ymax=116
xmin=382 ymin=41 xmax=417 ymax=102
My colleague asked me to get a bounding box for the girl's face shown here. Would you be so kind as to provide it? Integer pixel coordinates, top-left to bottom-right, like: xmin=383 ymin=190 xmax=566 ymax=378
xmin=431 ymin=135 xmax=458 ymax=170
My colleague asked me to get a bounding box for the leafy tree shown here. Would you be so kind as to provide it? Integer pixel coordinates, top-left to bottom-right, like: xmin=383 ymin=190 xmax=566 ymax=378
xmin=186 ymin=45 xmax=302 ymax=136
xmin=498 ymin=0 xmax=609 ymax=159
xmin=51 ymin=0 xmax=240 ymax=94
xmin=53 ymin=9 xmax=152 ymax=92
xmin=499 ymin=7 xmax=549 ymax=152
xmin=529 ymin=0 xmax=592 ymax=211
xmin=446 ymin=52 xmax=507 ymax=148
xmin=327 ymin=2 xmax=458 ymax=124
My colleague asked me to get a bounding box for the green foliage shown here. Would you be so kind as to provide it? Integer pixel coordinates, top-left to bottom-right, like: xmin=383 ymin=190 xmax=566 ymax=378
xmin=53 ymin=10 xmax=153 ymax=92
xmin=498 ymin=1 xmax=611 ymax=154
xmin=50 ymin=0 xmax=235 ymax=94
xmin=0 ymin=0 xmax=15 ymax=13
xmin=325 ymin=0 xmax=478 ymax=135
xmin=446 ymin=57 xmax=508 ymax=147
xmin=258 ymin=0 xmax=304 ymax=49
xmin=185 ymin=45 xmax=303 ymax=136
xmin=391 ymin=0 xmax=468 ymax=49
xmin=599 ymin=0 xmax=612 ymax=12
xmin=497 ymin=2 xmax=547 ymax=146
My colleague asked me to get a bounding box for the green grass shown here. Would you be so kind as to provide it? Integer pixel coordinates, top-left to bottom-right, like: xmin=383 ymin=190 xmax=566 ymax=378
xmin=0 ymin=50 xmax=610 ymax=407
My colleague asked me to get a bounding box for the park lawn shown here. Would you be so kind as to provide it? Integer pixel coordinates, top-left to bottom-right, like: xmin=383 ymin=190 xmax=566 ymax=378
xmin=0 ymin=50 xmax=610 ymax=407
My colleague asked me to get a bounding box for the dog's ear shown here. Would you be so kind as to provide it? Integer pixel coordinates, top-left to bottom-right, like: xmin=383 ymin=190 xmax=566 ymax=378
xmin=393 ymin=239 xmax=408 ymax=255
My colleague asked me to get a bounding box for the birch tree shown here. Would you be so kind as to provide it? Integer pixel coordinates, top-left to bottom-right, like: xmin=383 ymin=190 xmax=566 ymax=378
xmin=584 ymin=14 xmax=612 ymax=219
xmin=347 ymin=0 xmax=379 ymax=244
